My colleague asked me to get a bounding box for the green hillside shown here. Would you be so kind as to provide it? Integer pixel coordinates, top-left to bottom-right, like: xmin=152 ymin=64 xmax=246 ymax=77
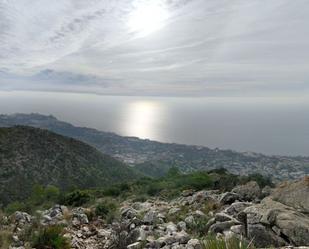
xmin=0 ymin=126 xmax=140 ymax=205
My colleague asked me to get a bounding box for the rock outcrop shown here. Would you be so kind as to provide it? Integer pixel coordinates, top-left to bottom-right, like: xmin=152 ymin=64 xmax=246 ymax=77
xmin=3 ymin=178 xmax=309 ymax=249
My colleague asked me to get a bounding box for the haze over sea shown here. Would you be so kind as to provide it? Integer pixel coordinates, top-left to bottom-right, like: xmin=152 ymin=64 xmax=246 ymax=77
xmin=1 ymin=91 xmax=308 ymax=157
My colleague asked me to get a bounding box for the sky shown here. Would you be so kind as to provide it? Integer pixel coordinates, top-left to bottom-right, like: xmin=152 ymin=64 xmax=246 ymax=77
xmin=0 ymin=0 xmax=309 ymax=96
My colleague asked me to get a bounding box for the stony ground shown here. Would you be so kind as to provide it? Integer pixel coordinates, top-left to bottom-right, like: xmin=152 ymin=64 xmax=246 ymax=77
xmin=3 ymin=177 xmax=309 ymax=249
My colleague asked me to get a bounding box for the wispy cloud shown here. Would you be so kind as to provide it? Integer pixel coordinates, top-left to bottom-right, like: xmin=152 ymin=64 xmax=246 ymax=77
xmin=0 ymin=0 xmax=308 ymax=96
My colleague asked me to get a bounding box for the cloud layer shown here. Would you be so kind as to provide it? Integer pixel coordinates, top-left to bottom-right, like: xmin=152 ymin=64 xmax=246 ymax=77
xmin=0 ymin=0 xmax=308 ymax=96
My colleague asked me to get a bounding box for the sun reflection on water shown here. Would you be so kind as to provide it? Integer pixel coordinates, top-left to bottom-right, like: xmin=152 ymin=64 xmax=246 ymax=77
xmin=124 ymin=101 xmax=163 ymax=139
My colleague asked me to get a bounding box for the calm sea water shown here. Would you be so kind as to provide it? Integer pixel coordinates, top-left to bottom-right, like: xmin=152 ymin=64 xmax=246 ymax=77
xmin=1 ymin=91 xmax=309 ymax=156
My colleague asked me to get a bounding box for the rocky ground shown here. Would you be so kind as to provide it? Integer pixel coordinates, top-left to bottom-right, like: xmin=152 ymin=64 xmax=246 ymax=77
xmin=2 ymin=177 xmax=309 ymax=249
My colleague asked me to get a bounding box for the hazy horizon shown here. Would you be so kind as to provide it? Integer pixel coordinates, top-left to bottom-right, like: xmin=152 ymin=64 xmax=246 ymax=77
xmin=1 ymin=90 xmax=309 ymax=157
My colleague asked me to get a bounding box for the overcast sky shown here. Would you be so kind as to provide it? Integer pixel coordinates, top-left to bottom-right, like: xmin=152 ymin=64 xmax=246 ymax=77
xmin=0 ymin=0 xmax=308 ymax=96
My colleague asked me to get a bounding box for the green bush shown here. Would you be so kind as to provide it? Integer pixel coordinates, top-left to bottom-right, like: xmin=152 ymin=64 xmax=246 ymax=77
xmin=95 ymin=200 xmax=118 ymax=222
xmin=61 ymin=190 xmax=91 ymax=207
xmin=45 ymin=185 xmax=60 ymax=201
xmin=188 ymin=216 xmax=210 ymax=237
xmin=31 ymin=225 xmax=70 ymax=249
xmin=102 ymin=186 xmax=121 ymax=197
xmin=5 ymin=201 xmax=28 ymax=214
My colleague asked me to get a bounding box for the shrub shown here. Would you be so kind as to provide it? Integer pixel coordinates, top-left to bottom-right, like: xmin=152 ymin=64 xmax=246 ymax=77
xmin=61 ymin=190 xmax=91 ymax=207
xmin=45 ymin=185 xmax=60 ymax=202
xmin=175 ymin=172 xmax=213 ymax=190
xmin=103 ymin=187 xmax=121 ymax=197
xmin=95 ymin=200 xmax=118 ymax=222
xmin=31 ymin=225 xmax=70 ymax=249
xmin=201 ymin=200 xmax=222 ymax=214
xmin=166 ymin=166 xmax=181 ymax=177
xmin=188 ymin=216 xmax=210 ymax=237
xmin=5 ymin=201 xmax=27 ymax=214
xmin=146 ymin=183 xmax=164 ymax=196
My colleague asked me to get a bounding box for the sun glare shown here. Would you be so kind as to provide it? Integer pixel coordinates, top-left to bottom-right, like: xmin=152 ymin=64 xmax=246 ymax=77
xmin=124 ymin=101 xmax=162 ymax=139
xmin=128 ymin=1 xmax=169 ymax=37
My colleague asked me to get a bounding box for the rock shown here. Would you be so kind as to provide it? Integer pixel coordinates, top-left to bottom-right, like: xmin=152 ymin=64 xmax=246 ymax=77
xmin=193 ymin=210 xmax=205 ymax=217
xmin=247 ymin=224 xmax=286 ymax=247
xmin=209 ymin=220 xmax=241 ymax=234
xmin=205 ymin=218 xmax=216 ymax=232
xmin=177 ymin=221 xmax=187 ymax=231
xmin=230 ymin=225 xmax=245 ymax=235
xmin=225 ymin=202 xmax=252 ymax=216
xmin=127 ymin=241 xmax=142 ymax=249
xmin=271 ymin=176 xmax=309 ymax=213
xmin=174 ymin=230 xmax=190 ymax=244
xmin=72 ymin=208 xmax=89 ymax=227
xmin=182 ymin=190 xmax=194 ymax=197
xmin=121 ymin=207 xmax=138 ymax=219
xmin=232 ymin=181 xmax=261 ymax=201
xmin=214 ymin=212 xmax=233 ymax=222
xmin=11 ymin=235 xmax=23 ymax=247
xmin=244 ymin=197 xmax=309 ymax=246
xmin=184 ymin=215 xmax=195 ymax=226
xmin=169 ymin=207 xmax=181 ymax=215
xmin=13 ymin=211 xmax=32 ymax=226
xmin=143 ymin=210 xmax=158 ymax=224
xmin=186 ymin=239 xmax=202 ymax=249
xmin=166 ymin=222 xmax=178 ymax=234
xmin=261 ymin=186 xmax=272 ymax=197
xmin=219 ymin=192 xmax=241 ymax=205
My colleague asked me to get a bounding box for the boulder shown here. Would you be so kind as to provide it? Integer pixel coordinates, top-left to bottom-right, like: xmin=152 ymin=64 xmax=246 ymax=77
xmin=247 ymin=224 xmax=286 ymax=248
xmin=143 ymin=210 xmax=159 ymax=224
xmin=209 ymin=220 xmax=241 ymax=234
xmin=219 ymin=192 xmax=241 ymax=205
xmin=244 ymin=197 xmax=309 ymax=246
xmin=184 ymin=215 xmax=195 ymax=226
xmin=121 ymin=207 xmax=138 ymax=219
xmin=174 ymin=230 xmax=190 ymax=244
xmin=169 ymin=207 xmax=181 ymax=215
xmin=225 ymin=202 xmax=252 ymax=217
xmin=232 ymin=181 xmax=261 ymax=201
xmin=72 ymin=208 xmax=89 ymax=227
xmin=271 ymin=176 xmax=309 ymax=214
xmin=186 ymin=239 xmax=202 ymax=249
xmin=177 ymin=221 xmax=187 ymax=231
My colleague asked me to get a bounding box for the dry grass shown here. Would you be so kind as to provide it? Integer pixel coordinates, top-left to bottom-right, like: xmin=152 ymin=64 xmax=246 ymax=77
xmin=0 ymin=229 xmax=12 ymax=249
xmin=303 ymin=176 xmax=309 ymax=187
xmin=201 ymin=200 xmax=222 ymax=214
xmin=201 ymin=236 xmax=255 ymax=249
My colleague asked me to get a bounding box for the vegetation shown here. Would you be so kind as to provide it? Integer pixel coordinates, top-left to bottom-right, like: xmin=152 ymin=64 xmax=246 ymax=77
xmin=0 ymin=126 xmax=140 ymax=205
xmin=61 ymin=190 xmax=92 ymax=207
xmin=31 ymin=225 xmax=70 ymax=249
xmin=188 ymin=216 xmax=211 ymax=237
xmin=0 ymin=230 xmax=12 ymax=249
xmin=1 ymin=165 xmax=273 ymax=215
xmin=95 ymin=200 xmax=118 ymax=223
xmin=201 ymin=236 xmax=254 ymax=249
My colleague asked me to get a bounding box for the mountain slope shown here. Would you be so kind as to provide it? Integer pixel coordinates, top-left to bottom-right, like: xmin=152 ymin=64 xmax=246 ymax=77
xmin=0 ymin=126 xmax=139 ymax=205
xmin=0 ymin=113 xmax=308 ymax=181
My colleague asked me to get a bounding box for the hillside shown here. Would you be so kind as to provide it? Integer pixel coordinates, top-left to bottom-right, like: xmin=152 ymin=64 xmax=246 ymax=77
xmin=0 ymin=113 xmax=309 ymax=181
xmin=0 ymin=126 xmax=139 ymax=205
